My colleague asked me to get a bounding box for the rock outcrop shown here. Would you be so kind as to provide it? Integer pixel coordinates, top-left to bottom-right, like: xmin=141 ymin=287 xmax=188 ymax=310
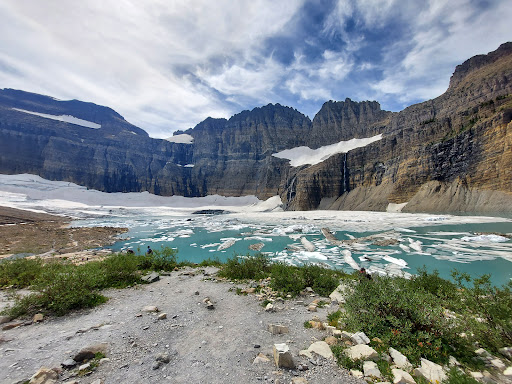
xmin=1 ymin=42 xmax=512 ymax=213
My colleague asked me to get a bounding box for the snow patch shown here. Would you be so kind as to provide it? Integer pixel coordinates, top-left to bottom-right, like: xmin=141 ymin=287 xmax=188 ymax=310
xmin=165 ymin=134 xmax=194 ymax=144
xmin=272 ymin=134 xmax=382 ymax=167
xmin=12 ymin=108 xmax=101 ymax=129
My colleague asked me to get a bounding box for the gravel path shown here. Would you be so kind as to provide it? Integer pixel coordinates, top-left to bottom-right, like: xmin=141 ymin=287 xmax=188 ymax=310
xmin=1 ymin=267 xmax=365 ymax=384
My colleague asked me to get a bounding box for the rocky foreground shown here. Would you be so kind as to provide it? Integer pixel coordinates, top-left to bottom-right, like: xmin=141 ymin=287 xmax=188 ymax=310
xmin=1 ymin=268 xmax=512 ymax=384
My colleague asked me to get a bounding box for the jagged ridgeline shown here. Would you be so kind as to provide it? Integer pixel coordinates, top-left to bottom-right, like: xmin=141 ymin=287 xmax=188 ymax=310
xmin=1 ymin=42 xmax=512 ymax=213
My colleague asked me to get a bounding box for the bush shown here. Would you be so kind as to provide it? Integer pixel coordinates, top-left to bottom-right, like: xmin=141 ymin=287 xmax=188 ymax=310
xmin=451 ymin=271 xmax=512 ymax=352
xmin=136 ymin=247 xmax=179 ymax=271
xmin=0 ymin=258 xmax=44 ymax=288
xmin=342 ymin=275 xmax=461 ymax=364
xmin=218 ymin=253 xmax=271 ymax=280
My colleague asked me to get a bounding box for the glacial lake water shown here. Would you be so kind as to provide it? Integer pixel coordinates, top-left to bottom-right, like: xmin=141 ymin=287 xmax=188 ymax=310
xmin=1 ymin=174 xmax=511 ymax=287
xmin=73 ymin=211 xmax=512 ymax=287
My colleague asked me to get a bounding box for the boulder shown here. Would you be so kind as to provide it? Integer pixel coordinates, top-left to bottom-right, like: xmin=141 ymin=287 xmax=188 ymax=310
xmin=273 ymin=343 xmax=295 ymax=369
xmin=155 ymin=353 xmax=171 ymax=364
xmin=299 ymin=349 xmax=313 ymax=359
xmin=33 ymin=313 xmax=44 ymax=323
xmin=29 ymin=367 xmax=58 ymax=384
xmin=350 ymin=370 xmax=364 ymax=379
xmin=73 ymin=342 xmax=108 ymax=362
xmin=142 ymin=305 xmax=159 ymax=313
xmin=307 ymin=341 xmax=333 ymax=360
xmin=392 ymin=368 xmax=416 ymax=384
xmin=499 ymin=347 xmax=512 ymax=359
xmin=364 ymin=361 xmax=382 ymax=378
xmin=268 ymin=324 xmax=289 ymax=335
xmin=324 ymin=336 xmax=338 ymax=346
xmin=340 ymin=331 xmax=353 ymax=341
xmin=253 ymin=353 xmax=271 ymax=364
xmin=157 ymin=313 xmax=167 ymax=320
xmin=490 ymin=358 xmax=506 ymax=371
xmin=503 ymin=367 xmax=512 ymax=376
xmin=351 ymin=331 xmax=370 ymax=345
xmin=141 ymin=272 xmax=160 ymax=283
xmin=413 ymin=358 xmax=447 ymax=383
xmin=78 ymin=363 xmax=91 ymax=371
xmin=389 ymin=347 xmax=413 ymax=371
xmin=344 ymin=345 xmax=379 ymax=361
xmin=61 ymin=359 xmax=77 ymax=369
xmin=470 ymin=372 xmax=484 ymax=380
xmin=308 ymin=304 xmax=317 ymax=312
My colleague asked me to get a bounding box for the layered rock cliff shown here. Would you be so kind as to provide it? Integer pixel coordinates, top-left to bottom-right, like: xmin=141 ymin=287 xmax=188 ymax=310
xmin=1 ymin=43 xmax=511 ymax=213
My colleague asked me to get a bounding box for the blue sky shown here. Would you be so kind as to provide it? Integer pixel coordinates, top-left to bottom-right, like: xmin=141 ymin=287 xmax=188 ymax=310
xmin=1 ymin=0 xmax=511 ymax=138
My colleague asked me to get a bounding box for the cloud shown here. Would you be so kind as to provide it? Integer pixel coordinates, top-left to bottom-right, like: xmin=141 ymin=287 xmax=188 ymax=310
xmin=0 ymin=0 xmax=511 ymax=135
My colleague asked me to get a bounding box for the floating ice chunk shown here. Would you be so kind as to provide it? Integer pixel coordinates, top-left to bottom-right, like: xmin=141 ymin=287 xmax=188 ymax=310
xmin=399 ymin=244 xmax=411 ymax=253
xmin=301 ymin=237 xmax=316 ymax=251
xmin=395 ymin=227 xmax=416 ymax=233
xmin=408 ymin=238 xmax=423 ymax=252
xmin=461 ymin=235 xmax=509 ymax=243
xmin=217 ymin=239 xmax=238 ymax=251
xmin=382 ymin=255 xmax=408 ymax=268
xmin=292 ymin=251 xmax=328 ymax=261
xmin=201 ymin=243 xmax=221 ymax=249
xmin=244 ymin=236 xmax=273 ymax=242
xmin=342 ymin=249 xmax=359 ymax=270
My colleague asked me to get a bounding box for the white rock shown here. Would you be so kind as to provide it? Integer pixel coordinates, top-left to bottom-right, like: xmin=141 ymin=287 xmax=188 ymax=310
xmin=475 ymin=348 xmax=492 ymax=358
xmin=503 ymin=367 xmax=512 ymax=376
xmin=307 ymin=341 xmax=333 ymax=360
xmin=299 ymin=350 xmax=313 ymax=359
xmin=470 ymin=372 xmax=484 ymax=379
xmin=29 ymin=367 xmax=58 ymax=384
xmin=351 ymin=331 xmax=370 ymax=345
xmin=273 ymin=343 xmax=295 ymax=369
xmin=268 ymin=324 xmax=289 ymax=335
xmin=142 ymin=305 xmax=159 ymax=313
xmin=265 ymin=303 xmax=275 ymax=312
xmin=344 ymin=345 xmax=379 ymax=361
xmin=490 ymin=358 xmax=506 ymax=371
xmin=157 ymin=313 xmax=167 ymax=320
xmin=363 ymin=361 xmax=381 ymax=378
xmin=413 ymin=358 xmax=447 ymax=383
xmin=253 ymin=353 xmax=271 ymax=364
xmin=350 ymin=370 xmax=364 ymax=379
xmin=78 ymin=363 xmax=91 ymax=371
xmin=329 ymin=284 xmax=347 ymax=303
xmin=392 ymin=368 xmax=416 ymax=384
xmin=389 ymin=347 xmax=413 ymax=371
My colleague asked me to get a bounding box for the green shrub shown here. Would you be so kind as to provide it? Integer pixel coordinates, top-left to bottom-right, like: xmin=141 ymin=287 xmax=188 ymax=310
xmin=342 ymin=275 xmax=461 ymax=364
xmin=451 ymin=272 xmax=512 ymax=352
xmin=0 ymin=258 xmax=44 ymax=288
xmin=445 ymin=367 xmax=481 ymax=384
xmin=327 ymin=310 xmax=343 ymax=327
xmin=304 ymin=320 xmax=313 ymax=329
xmin=136 ymin=247 xmax=179 ymax=271
xmin=270 ymin=262 xmax=305 ymax=295
xmin=218 ymin=253 xmax=271 ymax=280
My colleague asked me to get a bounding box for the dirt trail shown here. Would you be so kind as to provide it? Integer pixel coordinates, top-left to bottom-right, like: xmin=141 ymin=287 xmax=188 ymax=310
xmin=1 ymin=267 xmax=364 ymax=384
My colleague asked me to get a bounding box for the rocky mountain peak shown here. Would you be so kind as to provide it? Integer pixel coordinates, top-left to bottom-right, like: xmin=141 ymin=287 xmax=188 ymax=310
xmin=449 ymin=42 xmax=512 ymax=89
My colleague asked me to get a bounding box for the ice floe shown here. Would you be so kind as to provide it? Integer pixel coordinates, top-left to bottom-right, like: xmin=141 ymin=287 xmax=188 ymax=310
xmin=461 ymin=234 xmax=509 ymax=243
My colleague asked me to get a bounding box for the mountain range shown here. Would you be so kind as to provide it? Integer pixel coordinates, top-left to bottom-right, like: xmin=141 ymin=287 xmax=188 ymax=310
xmin=1 ymin=42 xmax=512 ymax=213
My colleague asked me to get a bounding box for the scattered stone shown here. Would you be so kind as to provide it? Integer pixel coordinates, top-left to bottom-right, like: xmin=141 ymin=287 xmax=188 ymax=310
xmin=194 ymin=291 xmax=200 ymax=295
xmin=364 ymin=361 xmax=382 ymax=378
xmin=389 ymin=347 xmax=413 ymax=371
xmin=155 ymin=353 xmax=171 ymax=364
xmin=61 ymin=359 xmax=77 ymax=369
xmin=73 ymin=342 xmax=108 ymax=362
xmin=475 ymin=348 xmax=493 ymax=359
xmin=413 ymin=358 xmax=447 ymax=383
xmin=152 ymin=361 xmax=161 ymax=370
xmin=340 ymin=331 xmax=353 ymax=341
xmin=33 ymin=313 xmax=44 ymax=323
xmin=351 ymin=331 xmax=370 ymax=345
xmin=324 ymin=336 xmax=338 ymax=346
xmin=157 ymin=313 xmax=167 ymax=320
xmin=345 ymin=345 xmax=379 ymax=361
xmin=499 ymin=347 xmax=512 ymax=359
xmin=448 ymin=356 xmax=461 ymax=367
xmin=392 ymin=368 xmax=416 ymax=384
xmin=307 ymin=341 xmax=333 ymax=360
xmin=299 ymin=350 xmax=313 ymax=359
xmin=351 ymin=370 xmax=364 ymax=379
xmin=305 ymin=287 xmax=314 ymax=293
xmin=273 ymin=343 xmax=295 ymax=369
xmin=29 ymin=367 xmax=59 ymax=384
xmin=242 ymin=287 xmax=257 ymax=294
xmin=297 ymin=364 xmax=309 ymax=371
xmin=265 ymin=303 xmax=275 ymax=312
xmin=490 ymin=358 xmax=506 ymax=371
xmin=308 ymin=320 xmax=323 ymax=329
xmin=90 ymin=380 xmax=104 ymax=384
xmin=291 ymin=378 xmax=308 ymax=384
xmin=254 ymin=344 xmax=261 ymax=349
xmin=2 ymin=321 xmax=24 ymax=330
xmin=141 ymin=272 xmax=160 ymax=283
xmin=268 ymin=324 xmax=289 ymax=335
xmin=78 ymin=363 xmax=91 ymax=371
xmin=470 ymin=372 xmax=484 ymax=380
xmin=142 ymin=305 xmax=159 ymax=313
xmin=253 ymin=353 xmax=271 ymax=364
xmin=503 ymin=367 xmax=512 ymax=376
xmin=0 ymin=315 xmax=12 ymax=324
xmin=307 ymin=304 xmax=317 ymax=312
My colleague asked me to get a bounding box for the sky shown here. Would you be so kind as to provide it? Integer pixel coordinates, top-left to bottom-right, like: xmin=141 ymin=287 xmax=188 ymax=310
xmin=1 ymin=0 xmax=511 ymax=138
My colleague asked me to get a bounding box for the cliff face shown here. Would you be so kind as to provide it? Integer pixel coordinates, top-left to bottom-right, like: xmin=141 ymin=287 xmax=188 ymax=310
xmin=1 ymin=42 xmax=512 ymax=213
